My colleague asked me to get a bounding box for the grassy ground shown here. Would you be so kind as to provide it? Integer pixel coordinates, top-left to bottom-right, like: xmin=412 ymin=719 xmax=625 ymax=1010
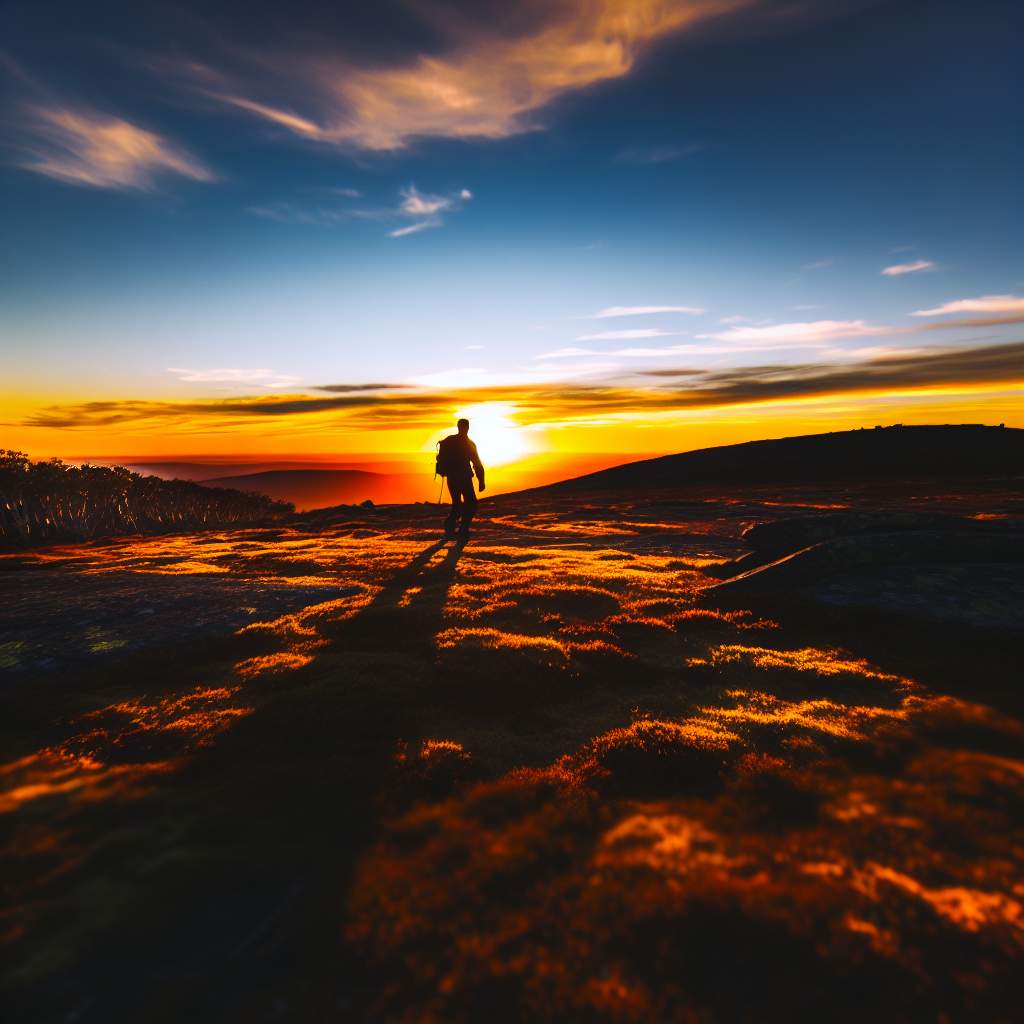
xmin=2 ymin=481 xmax=1022 ymax=1022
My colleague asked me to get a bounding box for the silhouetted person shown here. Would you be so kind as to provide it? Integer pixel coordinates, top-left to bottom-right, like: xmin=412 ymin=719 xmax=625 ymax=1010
xmin=436 ymin=418 xmax=485 ymax=543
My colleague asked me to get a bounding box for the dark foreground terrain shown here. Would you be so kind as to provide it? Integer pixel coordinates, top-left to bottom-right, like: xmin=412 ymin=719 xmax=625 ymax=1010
xmin=2 ymin=470 xmax=1023 ymax=1022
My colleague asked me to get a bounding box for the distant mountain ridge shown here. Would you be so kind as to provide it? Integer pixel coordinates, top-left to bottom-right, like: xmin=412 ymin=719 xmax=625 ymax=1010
xmin=89 ymin=458 xmax=423 ymax=482
xmin=526 ymin=425 xmax=1024 ymax=494
xmin=199 ymin=469 xmax=424 ymax=510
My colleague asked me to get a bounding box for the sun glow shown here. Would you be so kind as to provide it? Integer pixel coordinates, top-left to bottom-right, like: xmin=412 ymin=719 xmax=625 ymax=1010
xmin=449 ymin=402 xmax=535 ymax=467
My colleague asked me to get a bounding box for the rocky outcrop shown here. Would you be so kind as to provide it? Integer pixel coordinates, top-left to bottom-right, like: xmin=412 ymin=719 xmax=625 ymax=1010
xmin=709 ymin=513 xmax=1024 ymax=634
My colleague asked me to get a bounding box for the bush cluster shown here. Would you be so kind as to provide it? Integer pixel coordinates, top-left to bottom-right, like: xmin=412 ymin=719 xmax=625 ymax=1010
xmin=0 ymin=450 xmax=292 ymax=547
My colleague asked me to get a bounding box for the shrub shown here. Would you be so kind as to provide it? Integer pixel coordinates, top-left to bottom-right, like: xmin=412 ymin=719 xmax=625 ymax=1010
xmin=0 ymin=450 xmax=292 ymax=548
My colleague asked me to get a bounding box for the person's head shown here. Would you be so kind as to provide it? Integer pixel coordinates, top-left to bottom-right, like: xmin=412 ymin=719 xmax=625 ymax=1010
xmin=456 ymin=417 xmax=469 ymax=435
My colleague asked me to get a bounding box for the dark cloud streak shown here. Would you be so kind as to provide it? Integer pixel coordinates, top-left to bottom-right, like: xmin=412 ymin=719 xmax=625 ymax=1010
xmin=315 ymin=383 xmax=410 ymax=393
xmin=25 ymin=342 xmax=1024 ymax=433
xmin=639 ymin=341 xmax=1024 ymax=405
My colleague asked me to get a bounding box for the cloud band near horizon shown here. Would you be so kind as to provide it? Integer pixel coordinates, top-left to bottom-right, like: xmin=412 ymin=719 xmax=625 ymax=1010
xmin=24 ymin=341 xmax=1024 ymax=433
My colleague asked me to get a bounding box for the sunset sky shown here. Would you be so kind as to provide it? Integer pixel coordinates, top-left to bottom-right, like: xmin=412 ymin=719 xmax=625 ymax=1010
xmin=2 ymin=0 xmax=1022 ymax=473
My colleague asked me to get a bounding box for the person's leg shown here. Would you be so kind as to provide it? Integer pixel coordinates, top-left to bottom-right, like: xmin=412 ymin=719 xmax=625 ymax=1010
xmin=458 ymin=484 xmax=478 ymax=539
xmin=444 ymin=480 xmax=462 ymax=537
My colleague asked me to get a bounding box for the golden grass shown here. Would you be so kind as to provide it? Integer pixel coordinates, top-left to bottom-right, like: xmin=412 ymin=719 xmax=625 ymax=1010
xmin=690 ymin=643 xmax=911 ymax=683
xmin=2 ymin=487 xmax=1022 ymax=1020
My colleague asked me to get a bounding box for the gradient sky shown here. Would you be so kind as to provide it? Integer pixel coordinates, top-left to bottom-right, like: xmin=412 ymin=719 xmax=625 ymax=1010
xmin=2 ymin=0 xmax=1022 ymax=463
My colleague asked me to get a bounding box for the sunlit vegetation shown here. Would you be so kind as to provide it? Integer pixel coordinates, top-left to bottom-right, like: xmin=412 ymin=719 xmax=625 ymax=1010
xmin=690 ymin=643 xmax=912 ymax=683
xmin=0 ymin=450 xmax=291 ymax=548
xmin=1 ymin=477 xmax=1022 ymax=1020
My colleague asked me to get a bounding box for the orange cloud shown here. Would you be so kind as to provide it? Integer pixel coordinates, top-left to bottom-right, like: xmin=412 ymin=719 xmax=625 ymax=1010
xmin=210 ymin=94 xmax=322 ymax=136
xmin=21 ymin=342 xmax=1024 ymax=436
xmin=590 ymin=305 xmax=705 ymax=317
xmin=197 ymin=0 xmax=751 ymax=150
xmin=881 ymin=260 xmax=935 ymax=276
xmin=912 ymin=295 xmax=1024 ymax=317
xmin=18 ymin=105 xmax=216 ymax=190
xmin=705 ymin=320 xmax=897 ymax=345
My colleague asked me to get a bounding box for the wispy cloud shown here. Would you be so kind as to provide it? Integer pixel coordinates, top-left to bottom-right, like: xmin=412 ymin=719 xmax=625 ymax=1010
xmin=589 ymin=304 xmax=705 ymax=318
xmin=399 ymin=185 xmax=453 ymax=216
xmin=389 ymin=219 xmax=441 ymax=238
xmin=541 ymin=344 xmax=705 ymax=360
xmin=27 ymin=342 xmax=1024 ymax=431
xmin=15 ymin=105 xmax=216 ymax=190
xmin=916 ymin=313 xmax=1024 ymax=331
xmin=539 ymin=341 xmax=853 ymax=360
xmin=704 ymin=320 xmax=895 ymax=345
xmin=537 ymin=347 xmax=599 ymax=360
xmin=882 ymin=259 xmax=935 ymax=276
xmin=912 ymin=295 xmax=1024 ymax=316
xmin=389 ymin=185 xmax=472 ymax=238
xmin=210 ymin=94 xmax=323 ymax=136
xmin=168 ymin=367 xmax=300 ymax=388
xmin=248 ymin=202 xmax=352 ymax=225
xmin=315 ymin=383 xmax=408 ymax=393
xmin=692 ymin=311 xmax=1024 ymax=349
xmin=636 ymin=341 xmax=1024 ymax=405
xmin=801 ymin=259 xmax=834 ymax=271
xmin=576 ymin=328 xmax=680 ymax=342
xmin=833 ymin=345 xmax=929 ymax=361
xmin=607 ymin=347 xmax=687 ymax=358
xmin=249 ymin=183 xmax=472 ymax=235
xmin=179 ymin=1 xmax=748 ymax=151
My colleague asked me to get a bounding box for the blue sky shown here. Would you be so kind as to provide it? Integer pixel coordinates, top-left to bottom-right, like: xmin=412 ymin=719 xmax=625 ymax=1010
xmin=2 ymin=0 xmax=1022 ymax=454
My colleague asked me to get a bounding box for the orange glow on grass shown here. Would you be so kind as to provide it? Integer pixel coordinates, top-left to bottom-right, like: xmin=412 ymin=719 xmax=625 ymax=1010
xmin=699 ymin=691 xmax=911 ymax=741
xmin=235 ymin=651 xmax=314 ymax=678
xmin=0 ymin=753 xmax=176 ymax=812
xmin=690 ymin=644 xmax=911 ymax=684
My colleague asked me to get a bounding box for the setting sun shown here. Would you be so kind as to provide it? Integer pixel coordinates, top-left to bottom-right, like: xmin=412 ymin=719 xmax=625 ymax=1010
xmin=448 ymin=402 xmax=535 ymax=467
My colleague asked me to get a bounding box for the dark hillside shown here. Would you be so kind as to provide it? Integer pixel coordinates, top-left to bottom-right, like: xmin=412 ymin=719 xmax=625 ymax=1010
xmin=198 ymin=469 xmax=423 ymax=510
xmin=531 ymin=425 xmax=1024 ymax=493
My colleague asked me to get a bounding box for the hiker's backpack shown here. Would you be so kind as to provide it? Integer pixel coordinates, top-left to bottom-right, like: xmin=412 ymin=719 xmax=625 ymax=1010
xmin=435 ymin=436 xmax=457 ymax=478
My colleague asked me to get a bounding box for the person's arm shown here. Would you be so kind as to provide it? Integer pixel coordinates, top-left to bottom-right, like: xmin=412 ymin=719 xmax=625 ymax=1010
xmin=470 ymin=441 xmax=485 ymax=491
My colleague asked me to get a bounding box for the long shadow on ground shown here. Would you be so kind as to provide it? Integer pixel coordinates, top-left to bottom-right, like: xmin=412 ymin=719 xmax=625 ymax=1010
xmin=2 ymin=484 xmax=1023 ymax=1023
xmin=3 ymin=539 xmax=467 ymax=1022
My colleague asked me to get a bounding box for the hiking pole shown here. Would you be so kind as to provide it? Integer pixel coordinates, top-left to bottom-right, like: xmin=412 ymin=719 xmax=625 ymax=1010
xmin=437 ymin=477 xmax=444 ymax=505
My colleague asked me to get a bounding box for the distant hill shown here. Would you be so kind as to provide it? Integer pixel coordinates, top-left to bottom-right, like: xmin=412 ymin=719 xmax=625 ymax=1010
xmin=125 ymin=461 xmax=350 ymax=482
xmin=527 ymin=425 xmax=1024 ymax=494
xmin=76 ymin=458 xmax=424 ymax=483
xmin=198 ymin=469 xmax=425 ymax=510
